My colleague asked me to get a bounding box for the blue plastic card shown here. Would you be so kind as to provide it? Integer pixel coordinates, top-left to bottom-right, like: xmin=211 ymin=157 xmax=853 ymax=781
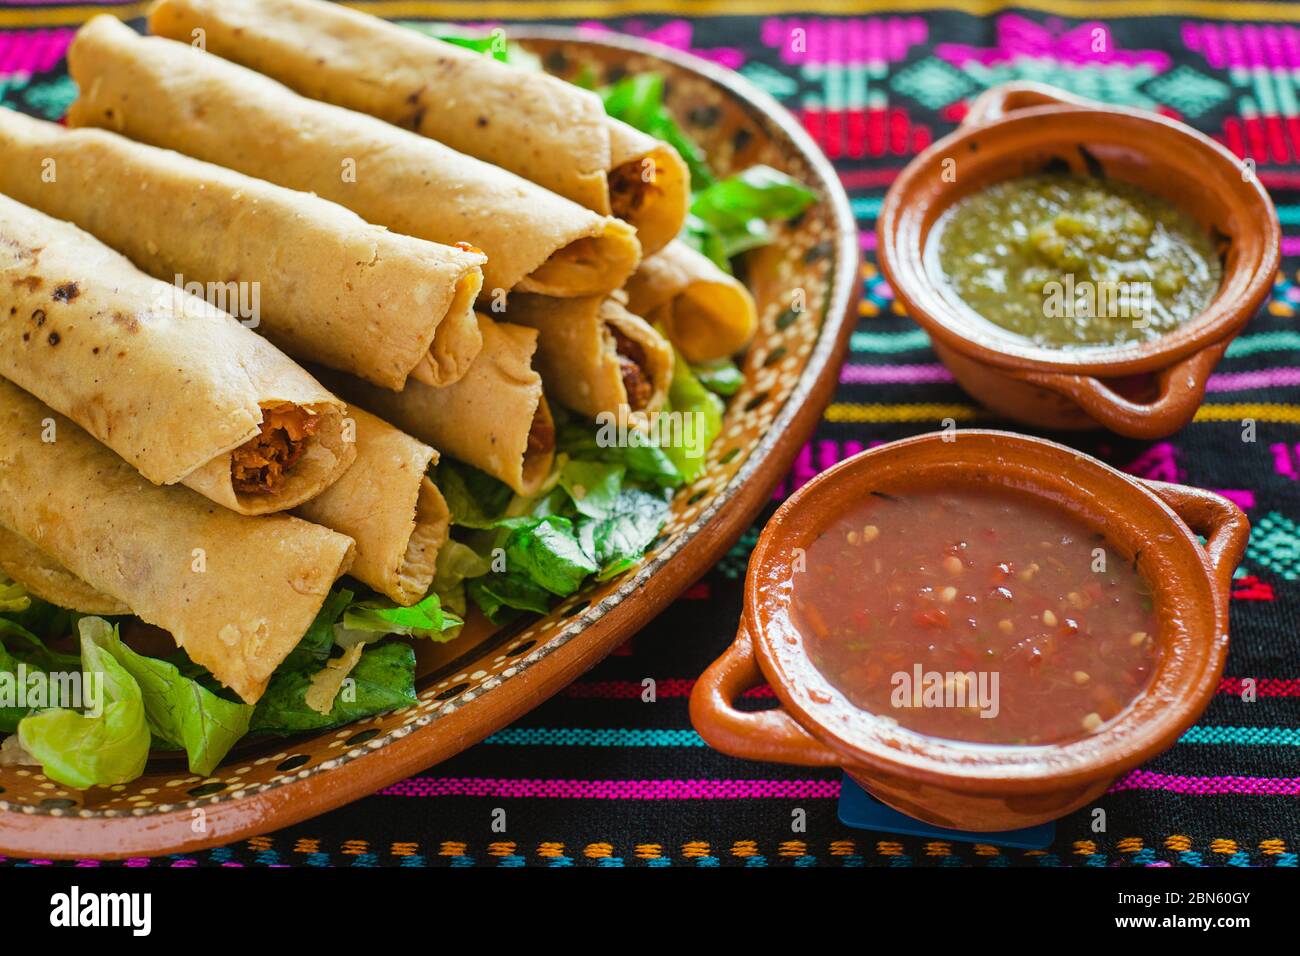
xmin=837 ymin=774 xmax=1056 ymax=850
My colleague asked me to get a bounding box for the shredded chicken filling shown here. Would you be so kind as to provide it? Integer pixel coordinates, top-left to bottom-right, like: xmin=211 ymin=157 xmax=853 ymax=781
xmin=610 ymin=327 xmax=653 ymax=411
xmin=230 ymin=406 xmax=320 ymax=495
xmin=608 ymin=159 xmax=660 ymax=220
xmin=527 ymin=406 xmax=555 ymax=456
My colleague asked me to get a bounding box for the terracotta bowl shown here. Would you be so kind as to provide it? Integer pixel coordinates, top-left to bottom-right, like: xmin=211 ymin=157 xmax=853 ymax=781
xmin=877 ymin=81 xmax=1280 ymax=439
xmin=691 ymin=430 xmax=1248 ymax=831
xmin=0 ymin=27 xmax=858 ymax=859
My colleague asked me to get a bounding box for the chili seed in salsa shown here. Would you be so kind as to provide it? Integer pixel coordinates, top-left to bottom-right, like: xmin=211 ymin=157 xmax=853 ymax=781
xmin=792 ymin=487 xmax=1158 ymax=746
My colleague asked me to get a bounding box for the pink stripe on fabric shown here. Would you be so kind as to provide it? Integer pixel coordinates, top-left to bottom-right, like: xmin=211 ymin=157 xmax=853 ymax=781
xmin=1109 ymin=771 xmax=1300 ymax=796
xmin=0 ymin=28 xmax=73 ymax=74
xmin=379 ymin=778 xmax=841 ymax=799
xmin=841 ymin=363 xmax=954 ymax=385
xmin=1206 ymin=368 xmax=1300 ymax=391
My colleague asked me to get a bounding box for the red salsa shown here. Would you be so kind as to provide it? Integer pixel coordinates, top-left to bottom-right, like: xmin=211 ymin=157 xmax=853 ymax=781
xmin=792 ymin=486 xmax=1158 ymax=745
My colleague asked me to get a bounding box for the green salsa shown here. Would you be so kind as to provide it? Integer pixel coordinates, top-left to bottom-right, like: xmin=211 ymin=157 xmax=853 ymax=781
xmin=930 ymin=174 xmax=1222 ymax=347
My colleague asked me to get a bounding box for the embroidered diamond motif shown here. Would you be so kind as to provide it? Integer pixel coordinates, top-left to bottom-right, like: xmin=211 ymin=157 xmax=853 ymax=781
xmin=1246 ymin=511 xmax=1300 ymax=581
xmin=1145 ymin=65 xmax=1230 ymax=118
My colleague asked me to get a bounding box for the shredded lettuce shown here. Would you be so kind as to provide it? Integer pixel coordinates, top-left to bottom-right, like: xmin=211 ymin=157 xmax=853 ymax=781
xmin=251 ymin=641 xmax=417 ymax=735
xmin=600 ymin=73 xmax=714 ymax=191
xmin=16 ymin=618 xmax=150 ymax=789
xmin=662 ymin=350 xmax=725 ymax=484
xmin=685 ymin=165 xmax=818 ymax=269
xmin=0 ymin=578 xmax=30 ymax=615
xmin=98 ymin=623 xmax=252 ymax=777
xmin=338 ymin=592 xmax=462 ymax=645
xmin=691 ymin=358 xmax=745 ymax=397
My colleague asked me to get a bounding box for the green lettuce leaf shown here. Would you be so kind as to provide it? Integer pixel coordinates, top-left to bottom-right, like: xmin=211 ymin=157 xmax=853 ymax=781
xmin=437 ymin=459 xmax=516 ymax=529
xmin=662 ymin=349 xmax=724 ymax=483
xmin=692 ymin=358 xmax=745 ymax=397
xmin=251 ymin=642 xmax=417 ymax=735
xmin=98 ymin=625 xmax=252 ymax=777
xmin=686 ymin=165 xmax=819 ymax=268
xmin=339 ymin=592 xmax=462 ymax=644
xmin=281 ymin=587 xmax=354 ymax=673
xmin=502 ymin=516 xmax=598 ymax=597
xmin=0 ymin=578 xmax=30 ymax=614
xmin=467 ymin=571 xmax=554 ymax=623
xmin=599 ymin=73 xmax=714 ymax=191
xmin=558 ymin=461 xmax=626 ymax=519
xmin=17 ymin=617 xmax=150 ymax=789
xmin=577 ymin=488 xmax=672 ymax=581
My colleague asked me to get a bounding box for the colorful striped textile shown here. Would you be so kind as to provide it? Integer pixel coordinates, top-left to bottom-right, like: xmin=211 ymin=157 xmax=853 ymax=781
xmin=0 ymin=0 xmax=1298 ymax=867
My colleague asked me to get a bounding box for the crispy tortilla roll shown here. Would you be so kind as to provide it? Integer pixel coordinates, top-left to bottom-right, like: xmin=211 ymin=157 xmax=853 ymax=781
xmin=0 ymin=193 xmax=355 ymax=515
xmin=0 ymin=526 xmax=129 ymax=617
xmin=605 ymin=119 xmax=691 ymax=257
xmin=68 ymin=15 xmax=640 ymax=298
xmin=148 ymin=0 xmax=689 ymax=256
xmin=0 ymin=109 xmax=485 ymax=391
xmin=295 ymin=407 xmax=450 ymax=606
xmin=0 ymin=379 xmax=356 ymax=703
xmin=322 ymin=316 xmax=556 ymax=497
xmin=624 ymin=240 xmax=759 ymax=363
xmin=501 ymin=293 xmax=674 ymax=422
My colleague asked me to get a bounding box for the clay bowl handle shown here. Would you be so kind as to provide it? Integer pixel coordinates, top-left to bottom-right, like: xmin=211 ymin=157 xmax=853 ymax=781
xmin=690 ymin=620 xmax=842 ymax=767
xmin=1007 ymin=340 xmax=1227 ymax=440
xmin=962 ymin=81 xmax=1096 ymax=127
xmin=1138 ymin=478 xmax=1250 ymax=595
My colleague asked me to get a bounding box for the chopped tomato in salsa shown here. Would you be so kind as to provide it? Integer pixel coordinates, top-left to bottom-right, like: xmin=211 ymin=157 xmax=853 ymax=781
xmin=792 ymin=487 xmax=1158 ymax=745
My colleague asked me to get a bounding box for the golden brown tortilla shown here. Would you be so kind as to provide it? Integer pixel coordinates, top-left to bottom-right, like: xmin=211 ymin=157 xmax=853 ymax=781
xmin=0 ymin=526 xmax=129 ymax=617
xmin=0 ymin=192 xmax=355 ymax=515
xmin=68 ymin=15 xmax=641 ymax=299
xmin=0 ymin=109 xmax=485 ymax=392
xmin=319 ymin=315 xmax=556 ymax=497
xmin=148 ymin=0 xmax=689 ymax=256
xmin=499 ymin=293 xmax=674 ymax=423
xmin=624 ymin=240 xmax=759 ymax=363
xmin=0 ymin=378 xmax=356 ymax=704
xmin=295 ymin=406 xmax=450 ymax=606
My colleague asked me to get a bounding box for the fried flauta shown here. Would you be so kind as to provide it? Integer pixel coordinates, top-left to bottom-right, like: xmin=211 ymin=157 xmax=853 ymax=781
xmin=624 ymin=240 xmax=759 ymax=363
xmin=68 ymin=15 xmax=641 ymax=299
xmin=499 ymin=293 xmax=674 ymax=423
xmin=0 ymin=193 xmax=355 ymax=515
xmin=0 ymin=379 xmax=356 ymax=704
xmin=0 ymin=109 xmax=484 ymax=390
xmin=149 ymin=0 xmax=689 ymax=255
xmin=295 ymin=406 xmax=450 ymax=607
xmin=320 ymin=315 xmax=556 ymax=498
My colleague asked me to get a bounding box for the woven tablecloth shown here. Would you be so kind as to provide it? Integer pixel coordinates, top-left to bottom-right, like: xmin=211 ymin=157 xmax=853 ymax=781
xmin=0 ymin=0 xmax=1297 ymax=868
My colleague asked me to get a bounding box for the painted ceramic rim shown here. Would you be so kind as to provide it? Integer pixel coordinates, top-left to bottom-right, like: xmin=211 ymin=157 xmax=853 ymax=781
xmin=744 ymin=430 xmax=1234 ymax=791
xmin=0 ymin=26 xmax=860 ymax=859
xmin=877 ymin=85 xmax=1281 ymax=376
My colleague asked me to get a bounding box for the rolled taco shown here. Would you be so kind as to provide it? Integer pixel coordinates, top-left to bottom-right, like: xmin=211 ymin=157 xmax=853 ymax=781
xmin=320 ymin=316 xmax=556 ymax=497
xmin=0 ymin=191 xmax=355 ymax=515
xmin=0 ymin=108 xmax=485 ymax=391
xmin=624 ymin=239 xmax=759 ymax=363
xmin=498 ymin=293 xmax=674 ymax=423
xmin=67 ymin=15 xmax=641 ymax=299
xmin=148 ymin=0 xmax=690 ymax=256
xmin=0 ymin=526 xmax=129 ymax=617
xmin=0 ymin=378 xmax=356 ymax=704
xmin=295 ymin=406 xmax=450 ymax=607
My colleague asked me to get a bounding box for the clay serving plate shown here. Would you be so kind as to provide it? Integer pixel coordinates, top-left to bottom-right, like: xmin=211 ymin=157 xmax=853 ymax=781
xmin=0 ymin=27 xmax=858 ymax=859
xmin=877 ymin=82 xmax=1280 ymax=439
xmin=691 ymin=430 xmax=1248 ymax=831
